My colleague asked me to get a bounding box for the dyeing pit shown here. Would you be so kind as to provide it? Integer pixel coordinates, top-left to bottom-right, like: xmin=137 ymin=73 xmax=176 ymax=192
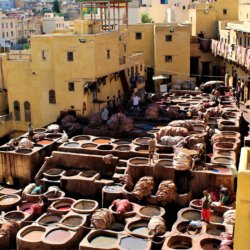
xmin=128 ymin=158 xmax=149 ymax=165
xmin=46 ymin=134 xmax=62 ymax=139
xmin=61 ymin=215 xmax=83 ymax=227
xmin=104 ymin=185 xmax=122 ymax=192
xmin=4 ymin=211 xmax=25 ymax=221
xmin=113 ymin=139 xmax=132 ymax=145
xmin=177 ymin=221 xmax=196 ymax=234
xmin=97 ymin=144 xmax=113 ymax=150
xmin=80 ymin=170 xmax=98 ymax=178
xmin=128 ymin=221 xmax=149 ymax=236
xmin=147 ymin=129 xmax=159 ymax=135
xmin=140 ymin=205 xmax=161 ymax=217
xmin=34 ymin=128 xmax=47 ymax=133
xmin=211 ymin=157 xmax=233 ymax=165
xmin=110 ymin=222 xmax=125 ymax=232
xmin=210 ymin=214 xmax=223 ymax=224
xmin=182 ymin=210 xmax=201 ymax=221
xmin=206 ymin=224 xmax=225 ymax=236
xmin=93 ymin=138 xmax=111 ymax=144
xmin=45 ymin=229 xmax=71 ymax=243
xmin=90 ymin=235 xmax=117 ymax=248
xmin=210 ymin=167 xmax=231 ymax=174
xmin=0 ymin=146 xmax=14 ymax=152
xmin=15 ymin=148 xmax=32 ymax=154
xmin=213 ymin=142 xmax=235 ymax=151
xmin=156 ymin=148 xmax=174 ymax=154
xmin=52 ymin=198 xmax=75 ymax=214
xmin=200 ymin=238 xmax=221 ymax=250
xmin=72 ymin=135 xmax=91 ymax=144
xmin=45 ymin=190 xmax=65 ymax=201
xmin=0 ymin=194 xmax=20 ymax=207
xmin=167 ymin=236 xmax=192 ymax=249
xmin=43 ymin=168 xmax=63 ymax=180
xmin=64 ymin=142 xmax=80 ymax=148
xmin=63 ymin=169 xmax=81 ymax=176
xmin=189 ymin=199 xmax=202 ymax=210
xmin=38 ymin=214 xmax=62 ymax=226
xmin=37 ymin=139 xmax=53 ymax=145
xmin=22 ymin=227 xmax=45 ymax=242
xmin=220 ymin=121 xmax=235 ymax=126
xmin=120 ymin=236 xmax=148 ymax=250
xmin=157 ymin=159 xmax=173 ymax=167
xmin=133 ymin=137 xmax=150 ymax=146
xmin=115 ymin=145 xmax=131 ymax=151
xmin=135 ymin=146 xmax=149 ymax=154
xmin=72 ymin=199 xmax=98 ymax=214
xmin=0 ymin=187 xmax=21 ymax=194
xmin=81 ymin=143 xmax=97 ymax=149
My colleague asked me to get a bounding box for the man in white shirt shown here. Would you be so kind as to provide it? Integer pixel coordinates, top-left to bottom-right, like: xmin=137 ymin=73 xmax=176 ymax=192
xmin=132 ymin=93 xmax=140 ymax=112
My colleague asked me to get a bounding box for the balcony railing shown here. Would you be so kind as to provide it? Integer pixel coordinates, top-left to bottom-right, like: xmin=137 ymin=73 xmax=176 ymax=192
xmin=7 ymin=52 xmax=31 ymax=61
xmin=0 ymin=113 xmax=12 ymax=122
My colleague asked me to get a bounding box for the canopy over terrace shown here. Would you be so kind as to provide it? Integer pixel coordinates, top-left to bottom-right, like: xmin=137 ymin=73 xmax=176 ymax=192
xmin=78 ymin=0 xmax=132 ymax=30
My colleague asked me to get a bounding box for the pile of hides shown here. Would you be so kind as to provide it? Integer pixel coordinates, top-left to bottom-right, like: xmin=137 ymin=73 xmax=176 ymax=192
xmin=211 ymin=134 xmax=233 ymax=145
xmin=148 ymin=216 xmax=167 ymax=236
xmin=47 ymin=124 xmax=60 ymax=133
xmin=181 ymin=135 xmax=205 ymax=149
xmin=91 ymin=208 xmax=114 ymax=229
xmin=145 ymin=104 xmax=160 ymax=120
xmin=112 ymin=199 xmax=132 ymax=214
xmin=119 ymin=174 xmax=134 ymax=191
xmin=188 ymin=104 xmax=206 ymax=116
xmin=22 ymin=183 xmax=36 ymax=199
xmin=156 ymin=180 xmax=177 ymax=202
xmin=61 ymin=115 xmax=81 ymax=133
xmin=89 ymin=112 xmax=102 ymax=126
xmin=0 ymin=220 xmax=20 ymax=244
xmin=223 ymin=210 xmax=235 ymax=225
xmin=7 ymin=138 xmax=19 ymax=148
xmin=160 ymin=136 xmax=184 ymax=147
xmin=193 ymin=143 xmax=206 ymax=154
xmin=107 ymin=113 xmax=133 ymax=131
xmin=32 ymin=133 xmax=45 ymax=143
xmin=132 ymin=176 xmax=154 ymax=200
xmin=173 ymin=152 xmax=192 ymax=170
xmin=166 ymin=108 xmax=187 ymax=120
xmin=206 ymin=107 xmax=222 ymax=117
xmin=103 ymin=154 xmax=114 ymax=165
xmin=185 ymin=119 xmax=205 ymax=125
xmin=219 ymin=232 xmax=233 ymax=250
xmin=18 ymin=138 xmax=33 ymax=149
xmin=168 ymin=120 xmax=194 ymax=131
xmin=157 ymin=126 xmax=189 ymax=140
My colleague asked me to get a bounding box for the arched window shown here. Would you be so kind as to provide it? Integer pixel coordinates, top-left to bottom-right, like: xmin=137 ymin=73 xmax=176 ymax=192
xmin=24 ymin=101 xmax=31 ymax=122
xmin=13 ymin=101 xmax=20 ymax=121
xmin=49 ymin=90 xmax=56 ymax=104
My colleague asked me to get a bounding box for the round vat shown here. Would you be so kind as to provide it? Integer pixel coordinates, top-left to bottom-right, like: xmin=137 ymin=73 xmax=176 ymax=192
xmin=147 ymin=129 xmax=160 ymax=135
xmin=206 ymin=224 xmax=225 ymax=236
xmin=97 ymin=144 xmax=113 ymax=150
xmin=38 ymin=214 xmax=62 ymax=226
xmin=34 ymin=128 xmax=47 ymax=133
xmin=81 ymin=143 xmax=97 ymax=149
xmin=63 ymin=169 xmax=81 ymax=177
xmin=113 ymin=139 xmax=132 ymax=145
xmin=104 ymin=185 xmax=123 ymax=193
xmin=72 ymin=135 xmax=91 ymax=143
xmin=43 ymin=168 xmax=63 ymax=181
xmin=156 ymin=159 xmax=173 ymax=167
xmin=51 ymin=198 xmax=75 ymax=214
xmin=37 ymin=139 xmax=53 ymax=146
xmin=45 ymin=133 xmax=62 ymax=139
xmin=211 ymin=156 xmax=234 ymax=165
xmin=156 ymin=147 xmax=174 ymax=154
xmin=61 ymin=215 xmax=83 ymax=227
xmin=139 ymin=205 xmax=162 ymax=217
xmin=80 ymin=170 xmax=98 ymax=178
xmin=71 ymin=199 xmax=98 ymax=214
xmin=21 ymin=226 xmax=46 ymax=242
xmin=213 ymin=142 xmax=235 ymax=151
xmin=200 ymin=238 xmax=221 ymax=250
xmin=45 ymin=190 xmax=65 ymax=202
xmin=18 ymin=202 xmax=35 ymax=212
xmin=133 ymin=137 xmax=150 ymax=146
xmin=189 ymin=199 xmax=202 ymax=210
xmin=220 ymin=120 xmax=235 ymax=126
xmin=111 ymin=222 xmax=125 ymax=232
xmin=216 ymin=150 xmax=234 ymax=157
xmin=63 ymin=142 xmax=80 ymax=148
xmin=182 ymin=209 xmax=201 ymax=221
xmin=167 ymin=236 xmax=192 ymax=249
xmin=0 ymin=194 xmax=21 ymax=210
xmin=93 ymin=138 xmax=111 ymax=144
xmin=128 ymin=220 xmax=148 ymax=237
xmin=115 ymin=145 xmax=131 ymax=151
xmin=210 ymin=213 xmax=223 ymax=224
xmin=220 ymin=131 xmax=240 ymax=139
xmin=45 ymin=229 xmax=72 ymax=243
xmin=0 ymin=187 xmax=22 ymax=195
xmin=177 ymin=221 xmax=195 ymax=234
xmin=0 ymin=146 xmax=14 ymax=152
xmin=128 ymin=158 xmax=149 ymax=166
xmin=90 ymin=234 xmax=118 ymax=248
xmin=4 ymin=211 xmax=25 ymax=221
xmin=15 ymin=148 xmax=32 ymax=154
xmin=135 ymin=146 xmax=149 ymax=154
xmin=120 ymin=236 xmax=148 ymax=250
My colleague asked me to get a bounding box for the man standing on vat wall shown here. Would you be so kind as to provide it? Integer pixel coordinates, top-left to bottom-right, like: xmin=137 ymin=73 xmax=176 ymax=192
xmin=201 ymin=190 xmax=212 ymax=223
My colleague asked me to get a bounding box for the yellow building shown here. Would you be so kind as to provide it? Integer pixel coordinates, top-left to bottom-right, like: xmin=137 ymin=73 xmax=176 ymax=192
xmin=0 ymin=19 xmax=145 ymax=135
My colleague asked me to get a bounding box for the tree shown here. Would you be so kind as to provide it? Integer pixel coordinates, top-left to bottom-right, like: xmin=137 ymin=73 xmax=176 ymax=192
xmin=52 ymin=0 xmax=60 ymax=13
xmin=141 ymin=13 xmax=153 ymax=23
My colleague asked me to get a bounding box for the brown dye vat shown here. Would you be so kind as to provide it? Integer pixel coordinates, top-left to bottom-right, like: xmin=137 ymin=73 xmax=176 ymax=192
xmin=167 ymin=236 xmax=192 ymax=249
xmin=216 ymin=151 xmax=233 ymax=157
xmin=80 ymin=170 xmax=98 ymax=178
xmin=0 ymin=195 xmax=19 ymax=204
xmin=39 ymin=214 xmax=62 ymax=226
xmin=210 ymin=214 xmax=223 ymax=224
xmin=137 ymin=149 xmax=148 ymax=154
xmin=23 ymin=230 xmax=45 ymax=241
xmin=147 ymin=129 xmax=159 ymax=134
xmin=104 ymin=185 xmax=122 ymax=192
xmin=45 ymin=191 xmax=64 ymax=201
xmin=0 ymin=146 xmax=14 ymax=152
xmin=156 ymin=148 xmax=174 ymax=154
xmin=113 ymin=139 xmax=132 ymax=145
xmin=140 ymin=206 xmax=161 ymax=217
xmin=111 ymin=222 xmax=125 ymax=232
xmin=115 ymin=145 xmax=131 ymax=151
xmin=64 ymin=142 xmax=80 ymax=147
xmin=214 ymin=142 xmax=235 ymax=150
xmin=4 ymin=211 xmax=25 ymax=221
xmin=34 ymin=128 xmax=47 ymax=133
xmin=189 ymin=199 xmax=202 ymax=210
xmin=64 ymin=169 xmax=80 ymax=176
xmin=134 ymin=137 xmax=150 ymax=146
xmin=72 ymin=135 xmax=91 ymax=143
xmin=0 ymin=188 xmax=20 ymax=194
xmin=200 ymin=238 xmax=221 ymax=250
xmin=182 ymin=210 xmax=201 ymax=221
xmin=15 ymin=148 xmax=32 ymax=154
xmin=157 ymin=159 xmax=173 ymax=167
xmin=46 ymin=134 xmax=62 ymax=139
xmin=90 ymin=235 xmax=117 ymax=248
xmin=97 ymin=144 xmax=113 ymax=150
xmin=220 ymin=121 xmax=235 ymax=126
xmin=81 ymin=143 xmax=97 ymax=149
xmin=177 ymin=221 xmax=196 ymax=234
xmin=74 ymin=200 xmax=96 ymax=210
xmin=212 ymin=157 xmax=233 ymax=165
xmin=129 ymin=158 xmax=149 ymax=165
xmin=206 ymin=224 xmax=225 ymax=236
xmin=45 ymin=229 xmax=71 ymax=243
xmin=93 ymin=138 xmax=111 ymax=144
xmin=120 ymin=236 xmax=148 ymax=250
xmin=37 ymin=139 xmax=53 ymax=145
xmin=45 ymin=168 xmax=63 ymax=176
xmin=61 ymin=216 xmax=82 ymax=227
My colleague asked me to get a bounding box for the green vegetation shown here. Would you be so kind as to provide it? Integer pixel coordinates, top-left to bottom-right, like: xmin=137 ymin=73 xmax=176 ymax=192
xmin=52 ymin=0 xmax=60 ymax=13
xmin=141 ymin=13 xmax=153 ymax=23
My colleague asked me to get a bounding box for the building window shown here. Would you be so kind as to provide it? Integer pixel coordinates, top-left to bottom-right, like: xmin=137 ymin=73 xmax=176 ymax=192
xmin=24 ymin=101 xmax=31 ymax=122
xmin=140 ymin=64 xmax=143 ymax=71
xmin=14 ymin=101 xmax=20 ymax=121
xmin=68 ymin=82 xmax=75 ymax=91
xmin=10 ymin=22 xmax=13 ymax=28
xmin=165 ymin=55 xmax=172 ymax=62
xmin=124 ymin=44 xmax=126 ymax=52
xmin=165 ymin=35 xmax=172 ymax=41
xmin=223 ymin=9 xmax=227 ymax=15
xmin=161 ymin=0 xmax=168 ymax=4
xmin=49 ymin=90 xmax=56 ymax=104
xmin=183 ymin=6 xmax=185 ymax=10
xmin=11 ymin=31 xmax=13 ymax=37
xmin=2 ymin=32 xmax=4 ymax=38
xmin=6 ymin=32 xmax=8 ymax=37
xmin=135 ymin=32 xmax=142 ymax=40
xmin=107 ymin=49 xmax=110 ymax=59
xmin=67 ymin=52 xmax=74 ymax=61
xmin=42 ymin=50 xmax=46 ymax=60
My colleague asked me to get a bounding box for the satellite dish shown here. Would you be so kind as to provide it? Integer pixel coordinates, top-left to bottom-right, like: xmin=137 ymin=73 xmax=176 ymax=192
xmin=169 ymin=27 xmax=174 ymax=33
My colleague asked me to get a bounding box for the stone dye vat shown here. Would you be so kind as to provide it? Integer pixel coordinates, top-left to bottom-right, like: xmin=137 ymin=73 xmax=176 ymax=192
xmin=37 ymin=213 xmax=62 ymax=227
xmin=48 ymin=198 xmax=75 ymax=215
xmin=0 ymin=194 xmax=21 ymax=211
xmin=139 ymin=205 xmax=165 ymax=219
xmin=71 ymin=199 xmax=99 ymax=214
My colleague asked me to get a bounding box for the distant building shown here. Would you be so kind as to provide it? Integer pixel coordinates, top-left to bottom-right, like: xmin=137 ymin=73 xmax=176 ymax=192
xmin=0 ymin=0 xmax=15 ymax=10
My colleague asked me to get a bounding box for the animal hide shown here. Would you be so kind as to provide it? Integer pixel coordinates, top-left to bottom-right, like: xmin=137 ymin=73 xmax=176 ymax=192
xmin=148 ymin=216 xmax=166 ymax=236
xmin=132 ymin=176 xmax=154 ymax=200
xmin=156 ymin=180 xmax=177 ymax=202
xmin=112 ymin=199 xmax=132 ymax=214
xmin=91 ymin=208 xmax=114 ymax=229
